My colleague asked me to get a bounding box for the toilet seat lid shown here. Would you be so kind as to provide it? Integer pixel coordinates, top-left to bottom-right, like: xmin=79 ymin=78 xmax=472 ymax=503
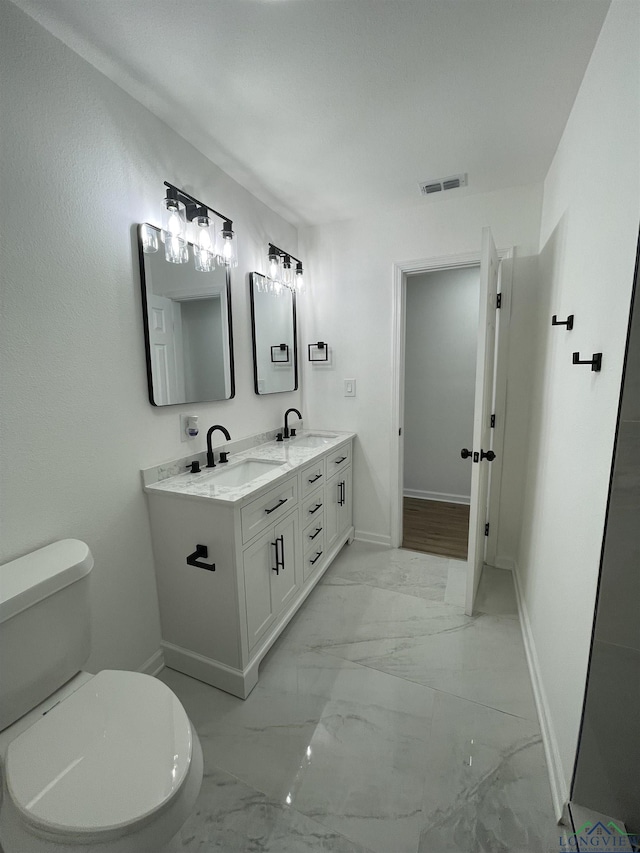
xmin=6 ymin=670 xmax=193 ymax=837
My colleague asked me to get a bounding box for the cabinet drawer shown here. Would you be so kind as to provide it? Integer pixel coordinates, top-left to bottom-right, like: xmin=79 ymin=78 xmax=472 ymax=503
xmin=303 ymin=510 xmax=325 ymax=549
xmin=301 ymin=489 xmax=324 ymax=525
xmin=241 ymin=476 xmax=298 ymax=544
xmin=303 ymin=529 xmax=326 ymax=582
xmin=326 ymin=443 xmax=351 ymax=478
xmin=300 ymin=458 xmax=326 ymax=499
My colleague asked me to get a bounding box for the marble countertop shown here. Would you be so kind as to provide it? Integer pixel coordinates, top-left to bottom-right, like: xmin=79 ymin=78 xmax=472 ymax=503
xmin=143 ymin=430 xmax=355 ymax=506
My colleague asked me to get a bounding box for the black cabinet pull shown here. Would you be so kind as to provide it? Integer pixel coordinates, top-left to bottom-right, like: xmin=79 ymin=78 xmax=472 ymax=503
xmin=308 ymin=473 xmax=322 ymax=483
xmin=186 ymin=544 xmax=215 ymax=571
xmin=265 ymin=497 xmax=288 ymax=515
xmin=309 ymin=527 xmax=322 ymax=540
xmin=310 ymin=551 xmax=323 ymax=566
xmin=338 ymin=481 xmax=345 ymax=506
xmin=309 ymin=502 xmax=322 ymax=514
xmin=334 ymin=456 xmax=347 ymax=465
xmin=272 ymin=535 xmax=285 ymax=573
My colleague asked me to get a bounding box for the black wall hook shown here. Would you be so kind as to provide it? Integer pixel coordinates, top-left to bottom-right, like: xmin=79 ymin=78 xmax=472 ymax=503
xmin=552 ymin=314 xmax=574 ymax=330
xmin=573 ymin=352 xmax=602 ymax=372
xmin=186 ymin=544 xmax=216 ymax=571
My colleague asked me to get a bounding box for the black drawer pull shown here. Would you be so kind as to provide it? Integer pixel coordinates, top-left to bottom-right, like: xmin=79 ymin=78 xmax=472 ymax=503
xmin=310 ymin=551 xmax=323 ymax=566
xmin=308 ymin=473 xmax=322 ymax=483
xmin=186 ymin=544 xmax=216 ymax=571
xmin=309 ymin=527 xmax=322 ymax=540
xmin=265 ymin=498 xmax=288 ymax=515
xmin=334 ymin=456 xmax=347 ymax=464
xmin=309 ymin=502 xmax=322 ymax=514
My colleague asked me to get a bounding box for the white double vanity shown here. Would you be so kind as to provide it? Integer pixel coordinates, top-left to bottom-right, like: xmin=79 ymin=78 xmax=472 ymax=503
xmin=143 ymin=430 xmax=354 ymax=698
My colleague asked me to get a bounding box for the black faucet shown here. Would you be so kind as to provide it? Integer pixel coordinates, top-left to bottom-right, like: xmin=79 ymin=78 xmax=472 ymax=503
xmin=206 ymin=424 xmax=231 ymax=468
xmin=283 ymin=408 xmax=302 ymax=439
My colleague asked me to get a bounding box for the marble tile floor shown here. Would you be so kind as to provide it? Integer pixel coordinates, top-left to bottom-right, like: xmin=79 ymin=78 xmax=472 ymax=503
xmin=161 ymin=542 xmax=564 ymax=853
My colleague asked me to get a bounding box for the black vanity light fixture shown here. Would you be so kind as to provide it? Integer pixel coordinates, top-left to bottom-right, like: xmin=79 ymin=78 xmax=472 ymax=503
xmin=140 ymin=182 xmax=237 ymax=272
xmin=263 ymin=243 xmax=304 ymax=294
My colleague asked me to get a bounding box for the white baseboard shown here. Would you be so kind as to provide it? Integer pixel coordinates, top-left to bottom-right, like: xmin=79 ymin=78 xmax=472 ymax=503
xmin=354 ymin=530 xmax=392 ymax=547
xmin=403 ymin=489 xmax=470 ymax=506
xmin=512 ymin=563 xmax=568 ymax=822
xmin=139 ymin=648 xmax=165 ymax=676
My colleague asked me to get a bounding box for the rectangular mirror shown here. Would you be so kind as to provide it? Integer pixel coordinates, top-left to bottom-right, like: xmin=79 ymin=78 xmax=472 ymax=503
xmin=250 ymin=273 xmax=298 ymax=394
xmin=138 ymin=223 xmax=235 ymax=405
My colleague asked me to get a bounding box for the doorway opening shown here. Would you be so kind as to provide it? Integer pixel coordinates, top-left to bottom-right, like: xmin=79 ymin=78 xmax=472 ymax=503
xmin=401 ymin=265 xmax=480 ymax=559
xmin=390 ymin=237 xmax=512 ymax=614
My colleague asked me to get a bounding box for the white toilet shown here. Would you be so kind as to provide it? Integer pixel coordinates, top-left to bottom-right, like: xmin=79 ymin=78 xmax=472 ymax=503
xmin=0 ymin=539 xmax=203 ymax=853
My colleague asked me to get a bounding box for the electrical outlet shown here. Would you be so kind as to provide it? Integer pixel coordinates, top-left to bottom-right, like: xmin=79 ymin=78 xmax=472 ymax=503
xmin=344 ymin=379 xmax=356 ymax=397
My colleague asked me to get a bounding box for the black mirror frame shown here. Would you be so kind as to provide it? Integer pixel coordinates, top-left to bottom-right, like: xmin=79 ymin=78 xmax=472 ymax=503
xmin=137 ymin=223 xmax=235 ymax=406
xmin=249 ymin=272 xmax=298 ymax=395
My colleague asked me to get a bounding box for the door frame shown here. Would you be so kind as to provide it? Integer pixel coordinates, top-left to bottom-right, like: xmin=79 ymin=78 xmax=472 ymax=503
xmin=390 ymin=247 xmax=514 ymax=561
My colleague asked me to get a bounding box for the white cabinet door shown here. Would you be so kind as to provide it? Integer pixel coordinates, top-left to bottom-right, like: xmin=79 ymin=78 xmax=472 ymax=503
xmin=325 ymin=467 xmax=352 ymax=552
xmin=270 ymin=511 xmax=300 ymax=616
xmin=243 ymin=510 xmax=300 ymax=651
xmin=336 ymin=466 xmax=352 ymax=541
xmin=243 ymin=527 xmax=277 ymax=651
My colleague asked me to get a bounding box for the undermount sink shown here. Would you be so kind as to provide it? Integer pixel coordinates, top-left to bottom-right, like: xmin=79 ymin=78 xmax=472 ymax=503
xmin=205 ymin=459 xmax=282 ymax=487
xmin=290 ymin=433 xmax=337 ymax=448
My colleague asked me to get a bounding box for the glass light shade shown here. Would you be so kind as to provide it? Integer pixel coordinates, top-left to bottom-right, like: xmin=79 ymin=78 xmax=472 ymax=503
xmin=217 ymin=223 xmax=238 ymax=268
xmin=141 ymin=223 xmax=159 ymax=253
xmin=295 ymin=265 xmax=305 ymax=292
xmin=193 ymin=215 xmax=216 ymax=272
xmin=162 ymin=198 xmax=188 ymax=264
xmin=268 ymin=251 xmax=281 ymax=281
xmin=282 ymin=256 xmax=294 ymax=288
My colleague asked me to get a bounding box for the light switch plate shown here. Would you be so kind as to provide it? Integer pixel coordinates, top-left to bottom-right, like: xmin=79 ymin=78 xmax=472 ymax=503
xmin=344 ymin=379 xmax=356 ymax=397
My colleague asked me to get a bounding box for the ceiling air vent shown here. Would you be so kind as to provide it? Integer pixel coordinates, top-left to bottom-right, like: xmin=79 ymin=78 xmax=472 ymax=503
xmin=419 ymin=173 xmax=467 ymax=196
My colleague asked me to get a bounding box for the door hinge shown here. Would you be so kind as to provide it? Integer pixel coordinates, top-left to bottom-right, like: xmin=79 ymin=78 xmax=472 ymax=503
xmin=496 ymin=293 xmax=502 ymax=309
xmin=484 ymin=522 xmax=490 ymax=537
xmin=490 ymin=414 xmax=496 ymax=428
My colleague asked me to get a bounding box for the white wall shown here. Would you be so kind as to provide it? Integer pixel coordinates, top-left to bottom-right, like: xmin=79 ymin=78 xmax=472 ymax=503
xmin=300 ymin=183 xmax=542 ymax=553
xmin=514 ymin=0 xmax=640 ymax=815
xmin=0 ymin=0 xmax=300 ymax=674
xmin=404 ymin=267 xmax=479 ymax=503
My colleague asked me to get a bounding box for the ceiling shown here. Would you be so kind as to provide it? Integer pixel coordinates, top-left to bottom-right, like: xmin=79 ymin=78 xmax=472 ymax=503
xmin=11 ymin=0 xmax=610 ymax=226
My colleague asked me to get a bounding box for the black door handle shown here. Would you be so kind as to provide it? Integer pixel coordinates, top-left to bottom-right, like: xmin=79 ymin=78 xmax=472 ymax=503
xmin=460 ymin=448 xmax=472 ymax=460
xmin=481 ymin=450 xmax=496 ymax=462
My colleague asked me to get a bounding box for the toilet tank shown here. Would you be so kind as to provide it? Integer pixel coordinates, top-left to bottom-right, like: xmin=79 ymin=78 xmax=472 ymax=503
xmin=0 ymin=539 xmax=93 ymax=731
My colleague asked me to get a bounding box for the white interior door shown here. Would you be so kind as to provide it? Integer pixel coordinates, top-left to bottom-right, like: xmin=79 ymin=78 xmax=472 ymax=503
xmin=148 ymin=294 xmax=180 ymax=405
xmin=465 ymin=227 xmax=500 ymax=615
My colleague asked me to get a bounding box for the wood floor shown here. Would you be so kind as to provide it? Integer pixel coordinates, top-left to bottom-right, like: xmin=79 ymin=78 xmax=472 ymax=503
xmin=402 ymin=498 xmax=470 ymax=559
